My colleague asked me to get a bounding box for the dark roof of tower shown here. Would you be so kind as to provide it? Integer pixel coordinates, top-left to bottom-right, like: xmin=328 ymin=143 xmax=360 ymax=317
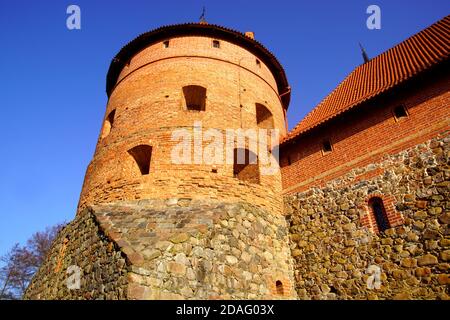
xmin=283 ymin=15 xmax=450 ymax=144
xmin=106 ymin=23 xmax=291 ymax=109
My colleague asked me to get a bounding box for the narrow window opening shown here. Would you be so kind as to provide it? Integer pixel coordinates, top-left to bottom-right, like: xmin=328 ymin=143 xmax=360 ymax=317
xmin=212 ymin=40 xmax=220 ymax=48
xmin=256 ymin=59 xmax=261 ymax=67
xmin=287 ymin=155 xmax=292 ymax=166
xmin=163 ymin=40 xmax=170 ymax=48
xmin=276 ymin=280 xmax=283 ymax=295
xmin=101 ymin=109 xmax=116 ymax=139
xmin=394 ymin=105 xmax=408 ymax=120
xmin=322 ymin=140 xmax=333 ymax=154
xmin=368 ymin=197 xmax=390 ymax=233
xmin=233 ymin=148 xmax=260 ymax=184
xmin=183 ymin=85 xmax=206 ymax=111
xmin=256 ymin=103 xmax=274 ymax=129
xmin=128 ymin=145 xmax=152 ymax=175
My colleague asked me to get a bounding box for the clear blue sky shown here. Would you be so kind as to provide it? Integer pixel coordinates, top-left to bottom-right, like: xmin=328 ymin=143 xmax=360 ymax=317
xmin=0 ymin=0 xmax=448 ymax=257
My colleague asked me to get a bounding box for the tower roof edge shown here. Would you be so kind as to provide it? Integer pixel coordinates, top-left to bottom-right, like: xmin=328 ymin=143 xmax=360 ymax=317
xmin=106 ymin=22 xmax=291 ymax=109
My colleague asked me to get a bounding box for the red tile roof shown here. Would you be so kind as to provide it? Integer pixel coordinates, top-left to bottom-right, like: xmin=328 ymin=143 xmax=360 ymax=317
xmin=283 ymin=15 xmax=450 ymax=143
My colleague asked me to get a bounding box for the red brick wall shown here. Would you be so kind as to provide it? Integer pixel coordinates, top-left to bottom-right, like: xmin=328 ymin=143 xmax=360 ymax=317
xmin=281 ymin=67 xmax=450 ymax=194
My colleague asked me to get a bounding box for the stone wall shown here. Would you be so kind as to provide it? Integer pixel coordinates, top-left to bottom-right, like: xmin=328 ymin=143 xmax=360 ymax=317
xmin=92 ymin=199 xmax=296 ymax=300
xmin=78 ymin=34 xmax=287 ymax=216
xmin=284 ymin=133 xmax=449 ymax=299
xmin=24 ymin=208 xmax=128 ymax=300
xmin=78 ymin=128 xmax=283 ymax=216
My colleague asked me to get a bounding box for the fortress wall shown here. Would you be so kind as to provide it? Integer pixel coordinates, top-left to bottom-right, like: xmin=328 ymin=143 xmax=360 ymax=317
xmin=24 ymin=208 xmax=128 ymax=300
xmin=25 ymin=200 xmax=298 ymax=300
xmin=284 ymin=133 xmax=450 ymax=299
xmin=78 ymin=35 xmax=287 ymax=215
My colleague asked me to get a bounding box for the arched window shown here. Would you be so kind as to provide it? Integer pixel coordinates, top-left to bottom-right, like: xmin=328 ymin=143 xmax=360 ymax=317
xmin=255 ymin=103 xmax=274 ymax=129
xmin=322 ymin=139 xmax=333 ymax=154
xmin=368 ymin=197 xmax=390 ymax=232
xmin=128 ymin=145 xmax=152 ymax=175
xmin=183 ymin=85 xmax=206 ymax=111
xmin=233 ymin=148 xmax=260 ymax=184
xmin=276 ymin=280 xmax=284 ymax=295
xmin=101 ymin=109 xmax=116 ymax=139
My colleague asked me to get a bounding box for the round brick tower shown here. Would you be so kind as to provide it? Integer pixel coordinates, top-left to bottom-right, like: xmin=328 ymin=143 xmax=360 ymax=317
xmin=78 ymin=23 xmax=291 ymax=214
xmin=73 ymin=23 xmax=296 ymax=299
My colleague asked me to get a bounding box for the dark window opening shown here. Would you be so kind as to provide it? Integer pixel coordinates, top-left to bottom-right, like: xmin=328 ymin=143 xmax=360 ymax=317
xmin=183 ymin=85 xmax=206 ymax=111
xmin=101 ymin=109 xmax=116 ymax=139
xmin=212 ymin=40 xmax=220 ymax=48
xmin=256 ymin=103 xmax=274 ymax=129
xmin=276 ymin=281 xmax=283 ymax=295
xmin=368 ymin=197 xmax=390 ymax=232
xmin=322 ymin=140 xmax=332 ymax=154
xmin=287 ymin=155 xmax=292 ymax=166
xmin=233 ymin=148 xmax=260 ymax=184
xmin=163 ymin=40 xmax=170 ymax=48
xmin=128 ymin=145 xmax=152 ymax=175
xmin=394 ymin=105 xmax=408 ymax=120
xmin=256 ymin=59 xmax=261 ymax=67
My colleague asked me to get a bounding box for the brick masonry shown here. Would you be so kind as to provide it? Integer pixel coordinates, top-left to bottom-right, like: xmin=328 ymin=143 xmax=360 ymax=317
xmin=24 ymin=23 xmax=450 ymax=300
xmin=25 ymin=31 xmax=297 ymax=300
xmin=25 ymin=200 xmax=297 ymax=300
xmin=78 ymin=35 xmax=287 ymax=215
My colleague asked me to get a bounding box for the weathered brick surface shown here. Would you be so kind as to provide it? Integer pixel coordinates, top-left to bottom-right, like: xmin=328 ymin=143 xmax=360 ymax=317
xmin=25 ymin=200 xmax=297 ymax=300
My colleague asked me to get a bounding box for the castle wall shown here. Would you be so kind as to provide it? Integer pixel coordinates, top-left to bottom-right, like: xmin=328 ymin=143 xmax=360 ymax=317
xmin=78 ymin=35 xmax=287 ymax=215
xmin=27 ymin=28 xmax=298 ymax=301
xmin=24 ymin=208 xmax=128 ymax=300
xmin=25 ymin=200 xmax=298 ymax=300
xmin=281 ymin=67 xmax=450 ymax=194
xmin=284 ymin=133 xmax=450 ymax=299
